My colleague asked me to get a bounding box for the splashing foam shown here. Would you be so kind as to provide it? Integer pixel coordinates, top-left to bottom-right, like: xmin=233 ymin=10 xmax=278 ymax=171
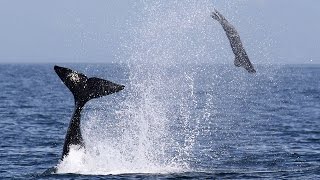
xmin=55 ymin=0 xmax=236 ymax=175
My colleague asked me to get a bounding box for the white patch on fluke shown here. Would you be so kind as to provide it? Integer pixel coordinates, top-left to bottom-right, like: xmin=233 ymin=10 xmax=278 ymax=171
xmin=68 ymin=72 xmax=81 ymax=83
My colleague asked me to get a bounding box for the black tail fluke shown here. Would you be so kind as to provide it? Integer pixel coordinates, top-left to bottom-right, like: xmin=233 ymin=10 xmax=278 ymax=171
xmin=54 ymin=65 xmax=124 ymax=160
xmin=54 ymin=65 xmax=125 ymax=103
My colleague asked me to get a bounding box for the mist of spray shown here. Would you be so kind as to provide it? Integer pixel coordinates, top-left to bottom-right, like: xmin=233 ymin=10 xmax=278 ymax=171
xmin=55 ymin=0 xmax=253 ymax=175
xmin=114 ymin=0 xmax=216 ymax=172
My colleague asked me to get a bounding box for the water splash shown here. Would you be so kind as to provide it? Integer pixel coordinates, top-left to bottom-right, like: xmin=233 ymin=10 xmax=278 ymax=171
xmin=55 ymin=0 xmax=250 ymax=175
xmin=117 ymin=0 xmax=216 ymax=171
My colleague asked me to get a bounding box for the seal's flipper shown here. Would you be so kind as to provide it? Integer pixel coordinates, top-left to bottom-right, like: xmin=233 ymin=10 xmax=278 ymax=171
xmin=211 ymin=11 xmax=220 ymax=21
xmin=211 ymin=9 xmax=227 ymax=22
xmin=234 ymin=56 xmax=256 ymax=73
xmin=243 ymin=59 xmax=256 ymax=73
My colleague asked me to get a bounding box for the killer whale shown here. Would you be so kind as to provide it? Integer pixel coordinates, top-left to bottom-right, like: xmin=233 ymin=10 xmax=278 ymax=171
xmin=54 ymin=65 xmax=125 ymax=159
xmin=211 ymin=9 xmax=256 ymax=73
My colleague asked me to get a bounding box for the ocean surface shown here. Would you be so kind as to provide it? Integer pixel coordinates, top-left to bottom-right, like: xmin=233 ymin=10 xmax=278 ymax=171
xmin=0 ymin=64 xmax=319 ymax=179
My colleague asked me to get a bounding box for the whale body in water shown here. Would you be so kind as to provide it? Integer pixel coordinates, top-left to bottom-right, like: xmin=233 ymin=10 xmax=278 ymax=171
xmin=211 ymin=9 xmax=256 ymax=73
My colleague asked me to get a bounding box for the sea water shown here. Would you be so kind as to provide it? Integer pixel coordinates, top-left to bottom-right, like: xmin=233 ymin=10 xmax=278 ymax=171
xmin=0 ymin=64 xmax=319 ymax=179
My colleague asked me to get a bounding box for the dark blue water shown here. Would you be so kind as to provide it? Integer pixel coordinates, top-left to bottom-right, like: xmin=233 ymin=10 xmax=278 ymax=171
xmin=1 ymin=64 xmax=319 ymax=179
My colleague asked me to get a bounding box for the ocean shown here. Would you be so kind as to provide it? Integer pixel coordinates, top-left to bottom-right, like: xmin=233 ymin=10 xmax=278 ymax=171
xmin=0 ymin=64 xmax=319 ymax=179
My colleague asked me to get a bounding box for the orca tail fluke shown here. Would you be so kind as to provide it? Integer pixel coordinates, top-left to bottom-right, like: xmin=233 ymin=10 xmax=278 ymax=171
xmin=54 ymin=65 xmax=125 ymax=104
xmin=54 ymin=65 xmax=124 ymax=160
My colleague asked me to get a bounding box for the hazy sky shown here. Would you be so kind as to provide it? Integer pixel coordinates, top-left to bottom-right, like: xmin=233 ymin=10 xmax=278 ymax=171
xmin=0 ymin=0 xmax=319 ymax=64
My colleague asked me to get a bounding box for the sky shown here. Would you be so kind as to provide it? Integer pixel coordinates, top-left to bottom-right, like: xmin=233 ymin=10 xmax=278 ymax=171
xmin=0 ymin=0 xmax=319 ymax=64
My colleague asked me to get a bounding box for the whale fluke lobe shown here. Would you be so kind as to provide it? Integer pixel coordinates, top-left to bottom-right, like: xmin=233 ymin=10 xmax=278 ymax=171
xmin=211 ymin=9 xmax=256 ymax=73
xmin=54 ymin=65 xmax=124 ymax=159
xmin=54 ymin=66 xmax=125 ymax=103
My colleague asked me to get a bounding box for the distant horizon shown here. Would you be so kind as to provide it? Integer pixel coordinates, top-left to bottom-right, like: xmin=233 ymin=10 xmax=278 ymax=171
xmin=1 ymin=1 xmax=320 ymax=64
xmin=0 ymin=60 xmax=319 ymax=65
